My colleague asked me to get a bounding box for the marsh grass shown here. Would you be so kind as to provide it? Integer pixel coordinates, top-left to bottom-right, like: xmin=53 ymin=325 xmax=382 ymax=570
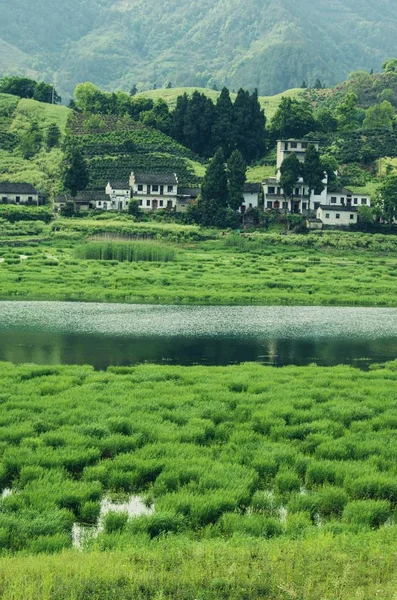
xmin=0 ymin=362 xmax=397 ymax=595
xmin=75 ymin=240 xmax=177 ymax=263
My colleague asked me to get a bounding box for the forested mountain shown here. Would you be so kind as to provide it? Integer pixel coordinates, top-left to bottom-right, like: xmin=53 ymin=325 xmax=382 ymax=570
xmin=1 ymin=0 xmax=396 ymax=98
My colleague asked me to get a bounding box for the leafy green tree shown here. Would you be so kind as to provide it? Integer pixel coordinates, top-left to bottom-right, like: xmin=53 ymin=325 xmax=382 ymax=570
xmin=320 ymin=154 xmax=338 ymax=185
xmin=212 ymin=87 xmax=235 ymax=157
xmin=129 ymin=84 xmax=138 ymax=96
xmin=62 ymin=147 xmax=89 ymax=197
xmin=382 ymin=58 xmax=397 ymax=73
xmin=378 ymin=175 xmax=397 ymax=224
xmin=302 ymin=144 xmax=325 ymax=204
xmin=363 ymin=101 xmax=395 ymax=130
xmin=378 ymin=88 xmax=396 ymax=106
xmin=60 ymin=201 xmax=76 ymax=217
xmin=358 ymin=204 xmax=375 ymax=227
xmin=74 ymin=83 xmax=104 ymax=113
xmin=270 ymin=97 xmax=315 ymax=140
xmin=0 ymin=76 xmax=36 ymax=98
xmin=140 ymin=99 xmax=172 ymax=134
xmin=19 ymin=120 xmax=42 ymax=159
xmin=315 ymin=109 xmax=338 ymax=133
xmin=128 ymin=97 xmax=154 ymax=120
xmin=128 ymin=199 xmax=142 ymax=217
xmin=46 ymin=123 xmax=61 ymax=150
xmin=227 ymin=150 xmax=247 ymax=211
xmin=279 ymin=153 xmax=301 ymax=211
xmin=33 ymin=82 xmax=61 ymax=104
xmin=336 ymin=93 xmax=362 ymax=130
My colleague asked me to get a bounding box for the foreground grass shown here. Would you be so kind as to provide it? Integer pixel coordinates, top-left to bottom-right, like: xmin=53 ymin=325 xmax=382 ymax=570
xmin=1 ymin=361 xmax=397 ymax=597
xmin=0 ymin=226 xmax=397 ymax=305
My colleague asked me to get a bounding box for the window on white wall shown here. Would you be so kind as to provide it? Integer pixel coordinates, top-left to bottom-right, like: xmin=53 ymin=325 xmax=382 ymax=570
xmin=168 ymin=186 xmax=173 ymax=193
xmin=336 ymin=214 xmax=340 ymax=219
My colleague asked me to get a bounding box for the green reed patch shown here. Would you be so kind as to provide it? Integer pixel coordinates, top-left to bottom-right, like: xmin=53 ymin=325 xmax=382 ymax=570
xmin=75 ymin=240 xmax=177 ymax=263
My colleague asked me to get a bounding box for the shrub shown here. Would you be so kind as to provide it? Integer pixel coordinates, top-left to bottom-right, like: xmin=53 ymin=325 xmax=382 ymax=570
xmin=342 ymin=500 xmax=391 ymax=528
xmin=275 ymin=471 xmax=301 ymax=495
xmin=104 ymin=511 xmax=128 ymax=533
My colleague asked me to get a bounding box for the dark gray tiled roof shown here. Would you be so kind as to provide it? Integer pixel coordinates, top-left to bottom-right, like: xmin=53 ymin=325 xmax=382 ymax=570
xmin=108 ymin=181 xmax=130 ymax=190
xmin=55 ymin=191 xmax=109 ymax=203
xmin=0 ymin=182 xmax=38 ymax=194
xmin=318 ymin=204 xmax=357 ymax=212
xmin=132 ymin=171 xmax=178 ymax=185
xmin=244 ymin=183 xmax=261 ymax=193
xmin=178 ymin=187 xmax=200 ymax=197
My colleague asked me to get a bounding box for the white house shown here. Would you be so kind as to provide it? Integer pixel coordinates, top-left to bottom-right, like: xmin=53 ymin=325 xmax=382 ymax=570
xmin=276 ymin=139 xmax=320 ymax=177
xmin=317 ymin=205 xmax=359 ymax=226
xmin=241 ymin=183 xmax=262 ymax=212
xmin=105 ymin=181 xmax=131 ymax=211
xmin=263 ymin=140 xmax=327 ymax=215
xmin=324 ymin=187 xmax=370 ymax=209
xmin=314 ymin=186 xmax=371 ymax=226
xmin=129 ymin=171 xmax=178 ymax=210
xmin=0 ymin=182 xmax=41 ymax=205
xmin=262 ymin=177 xmax=327 ymax=215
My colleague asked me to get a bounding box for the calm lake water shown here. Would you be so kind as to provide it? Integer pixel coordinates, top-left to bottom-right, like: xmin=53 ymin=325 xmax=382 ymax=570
xmin=1 ymin=301 xmax=397 ymax=369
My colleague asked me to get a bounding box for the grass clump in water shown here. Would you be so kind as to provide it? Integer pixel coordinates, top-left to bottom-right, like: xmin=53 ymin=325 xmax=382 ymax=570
xmin=75 ymin=240 xmax=177 ymax=263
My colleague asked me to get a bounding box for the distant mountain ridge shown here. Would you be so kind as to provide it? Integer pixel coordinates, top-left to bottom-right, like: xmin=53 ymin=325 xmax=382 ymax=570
xmin=1 ymin=0 xmax=396 ymax=97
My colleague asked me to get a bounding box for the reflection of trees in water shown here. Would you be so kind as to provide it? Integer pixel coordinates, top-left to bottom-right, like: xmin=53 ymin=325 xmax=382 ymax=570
xmin=0 ymin=330 xmax=396 ymax=369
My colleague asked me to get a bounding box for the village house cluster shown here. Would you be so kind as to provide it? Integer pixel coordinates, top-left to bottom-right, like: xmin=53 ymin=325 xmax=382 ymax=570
xmin=2 ymin=139 xmax=371 ymax=228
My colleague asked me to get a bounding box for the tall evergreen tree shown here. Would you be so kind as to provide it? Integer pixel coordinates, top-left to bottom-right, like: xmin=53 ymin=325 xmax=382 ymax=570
xmin=234 ymin=88 xmax=252 ymax=161
xmin=212 ymin=87 xmax=235 ymax=157
xmin=227 ymin=150 xmax=247 ymax=211
xmin=280 ymin=153 xmax=302 ymax=212
xmin=46 ymin=123 xmax=61 ymax=150
xmin=62 ymin=147 xmax=89 ymax=197
xmin=249 ymin=90 xmax=267 ymax=161
xmin=183 ymin=92 xmax=215 ymax=156
xmin=198 ymin=148 xmax=228 ymax=224
xmin=302 ymin=144 xmax=325 ymax=205
xmin=171 ymin=93 xmax=189 ymax=144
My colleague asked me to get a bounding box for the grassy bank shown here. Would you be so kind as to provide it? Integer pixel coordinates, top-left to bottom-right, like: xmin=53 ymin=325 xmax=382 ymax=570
xmin=0 ymin=224 xmax=397 ymax=305
xmin=1 ymin=360 xmax=397 ymax=597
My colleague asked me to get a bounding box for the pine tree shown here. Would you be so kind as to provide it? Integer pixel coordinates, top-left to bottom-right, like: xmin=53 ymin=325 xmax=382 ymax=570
xmin=171 ymin=93 xmax=189 ymax=144
xmin=183 ymin=92 xmax=215 ymax=156
xmin=212 ymin=87 xmax=235 ymax=157
xmin=249 ymin=90 xmax=267 ymax=161
xmin=62 ymin=147 xmax=89 ymax=197
xmin=227 ymin=150 xmax=247 ymax=211
xmin=46 ymin=123 xmax=61 ymax=150
xmin=198 ymin=148 xmax=228 ymax=224
xmin=302 ymin=144 xmax=325 ymax=205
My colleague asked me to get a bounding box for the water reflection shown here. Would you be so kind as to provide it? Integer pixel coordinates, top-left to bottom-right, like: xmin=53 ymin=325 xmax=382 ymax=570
xmin=0 ymin=302 xmax=397 ymax=368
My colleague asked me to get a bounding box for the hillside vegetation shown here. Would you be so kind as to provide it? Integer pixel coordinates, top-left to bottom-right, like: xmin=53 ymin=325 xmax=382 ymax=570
xmin=137 ymin=87 xmax=304 ymax=120
xmin=1 ymin=0 xmax=397 ymax=97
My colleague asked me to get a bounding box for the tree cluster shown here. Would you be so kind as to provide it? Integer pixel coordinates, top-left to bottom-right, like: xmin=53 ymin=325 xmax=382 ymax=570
xmin=73 ymin=83 xmax=154 ymax=121
xmin=0 ymin=76 xmax=61 ymax=104
xmin=171 ymin=88 xmax=266 ymax=162
xmin=191 ymin=149 xmax=247 ymax=227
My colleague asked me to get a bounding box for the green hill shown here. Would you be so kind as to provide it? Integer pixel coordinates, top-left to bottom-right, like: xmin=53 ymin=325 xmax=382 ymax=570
xmin=69 ymin=113 xmax=206 ymax=189
xmin=1 ymin=0 xmax=396 ymax=98
xmin=0 ymin=94 xmax=71 ymax=195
